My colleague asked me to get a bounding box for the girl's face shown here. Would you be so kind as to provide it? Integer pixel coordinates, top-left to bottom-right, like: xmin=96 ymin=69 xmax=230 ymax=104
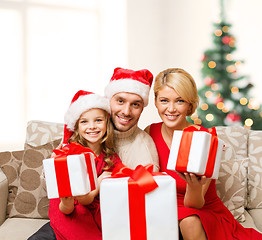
xmin=78 ymin=108 xmax=107 ymax=146
xmin=155 ymin=85 xmax=192 ymax=130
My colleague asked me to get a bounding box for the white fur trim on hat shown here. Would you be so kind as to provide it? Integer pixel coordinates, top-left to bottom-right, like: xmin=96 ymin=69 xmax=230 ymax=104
xmin=104 ymin=79 xmax=150 ymax=106
xmin=64 ymin=94 xmax=111 ymax=131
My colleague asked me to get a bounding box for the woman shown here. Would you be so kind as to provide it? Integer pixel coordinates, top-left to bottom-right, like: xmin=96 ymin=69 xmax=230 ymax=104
xmin=145 ymin=68 xmax=262 ymax=240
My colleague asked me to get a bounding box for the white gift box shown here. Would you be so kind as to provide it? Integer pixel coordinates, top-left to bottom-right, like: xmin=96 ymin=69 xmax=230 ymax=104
xmin=100 ymin=174 xmax=178 ymax=240
xmin=167 ymin=130 xmax=224 ymax=179
xmin=43 ymin=153 xmax=98 ymax=199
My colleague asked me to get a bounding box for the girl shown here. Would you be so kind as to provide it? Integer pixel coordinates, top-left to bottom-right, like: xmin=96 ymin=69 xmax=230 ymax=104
xmin=145 ymin=68 xmax=262 ymax=240
xmin=49 ymin=90 xmax=121 ymax=240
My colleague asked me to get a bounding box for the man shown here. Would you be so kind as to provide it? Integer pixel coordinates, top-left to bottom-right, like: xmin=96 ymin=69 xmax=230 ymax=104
xmin=104 ymin=67 xmax=159 ymax=171
xmin=28 ymin=67 xmax=159 ymax=240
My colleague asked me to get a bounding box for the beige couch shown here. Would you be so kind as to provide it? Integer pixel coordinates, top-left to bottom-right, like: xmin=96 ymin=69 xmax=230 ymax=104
xmin=0 ymin=121 xmax=261 ymax=239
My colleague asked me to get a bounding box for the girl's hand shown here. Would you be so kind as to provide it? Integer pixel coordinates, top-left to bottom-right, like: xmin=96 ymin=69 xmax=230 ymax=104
xmin=76 ymin=190 xmax=97 ymax=205
xmin=59 ymin=197 xmax=74 ymax=214
xmin=76 ymin=171 xmax=111 ymax=205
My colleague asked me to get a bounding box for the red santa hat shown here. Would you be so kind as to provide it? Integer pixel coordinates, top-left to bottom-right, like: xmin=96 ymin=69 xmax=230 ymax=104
xmin=63 ymin=90 xmax=110 ymax=144
xmin=104 ymin=67 xmax=153 ymax=107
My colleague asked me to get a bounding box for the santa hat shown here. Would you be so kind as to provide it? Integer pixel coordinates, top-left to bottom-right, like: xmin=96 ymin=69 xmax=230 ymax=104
xmin=63 ymin=90 xmax=110 ymax=144
xmin=104 ymin=67 xmax=153 ymax=107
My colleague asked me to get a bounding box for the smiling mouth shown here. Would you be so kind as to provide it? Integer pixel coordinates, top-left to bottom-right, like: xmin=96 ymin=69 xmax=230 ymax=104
xmin=87 ymin=131 xmax=100 ymax=135
xmin=117 ymin=115 xmax=132 ymax=124
xmin=165 ymin=114 xmax=178 ymax=120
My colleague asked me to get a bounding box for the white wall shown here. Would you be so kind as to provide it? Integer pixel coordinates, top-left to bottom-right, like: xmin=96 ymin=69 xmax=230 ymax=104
xmin=126 ymin=0 xmax=262 ymax=129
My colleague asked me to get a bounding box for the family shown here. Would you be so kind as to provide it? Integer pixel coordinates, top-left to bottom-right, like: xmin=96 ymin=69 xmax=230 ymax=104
xmin=28 ymin=67 xmax=262 ymax=240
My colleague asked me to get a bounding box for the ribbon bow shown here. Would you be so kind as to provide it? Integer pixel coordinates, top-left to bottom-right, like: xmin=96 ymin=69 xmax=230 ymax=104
xmin=184 ymin=126 xmax=217 ymax=136
xmin=111 ymin=163 xmax=158 ymax=240
xmin=53 ymin=142 xmax=97 ymax=158
xmin=111 ymin=162 xmax=158 ymax=194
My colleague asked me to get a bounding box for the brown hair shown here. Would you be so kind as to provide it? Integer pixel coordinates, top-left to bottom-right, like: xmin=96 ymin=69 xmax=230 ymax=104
xmin=154 ymin=68 xmax=199 ymax=116
xmin=69 ymin=110 xmax=115 ymax=170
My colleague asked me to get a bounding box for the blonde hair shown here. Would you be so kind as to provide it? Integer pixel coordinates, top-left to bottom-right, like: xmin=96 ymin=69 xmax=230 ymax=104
xmin=69 ymin=110 xmax=115 ymax=170
xmin=154 ymin=68 xmax=199 ymax=116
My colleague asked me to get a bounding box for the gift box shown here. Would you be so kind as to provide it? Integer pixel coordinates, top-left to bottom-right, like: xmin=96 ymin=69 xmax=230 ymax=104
xmin=167 ymin=127 xmax=224 ymax=179
xmin=43 ymin=143 xmax=98 ymax=199
xmin=100 ymin=164 xmax=178 ymax=240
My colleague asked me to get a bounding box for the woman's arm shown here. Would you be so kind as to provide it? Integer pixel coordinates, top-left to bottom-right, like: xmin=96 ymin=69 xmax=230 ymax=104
xmin=177 ymin=172 xmax=211 ymax=209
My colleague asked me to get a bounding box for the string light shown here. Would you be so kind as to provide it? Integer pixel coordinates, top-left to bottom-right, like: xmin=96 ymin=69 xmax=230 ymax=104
xmin=190 ymin=113 xmax=198 ymax=120
xmin=231 ymin=86 xmax=239 ymax=94
xmin=206 ymin=114 xmax=214 ymax=121
xmin=201 ymin=103 xmax=209 ymax=111
xmin=229 ymin=37 xmax=235 ymax=47
xmin=211 ymin=83 xmax=219 ymax=91
xmin=248 ymin=98 xmax=260 ymax=110
xmin=217 ymin=102 xmax=224 ymax=110
xmin=240 ymin=97 xmax=248 ymax=105
xmin=222 ymin=26 xmax=229 ymax=32
xmin=226 ymin=54 xmax=233 ymax=61
xmin=226 ymin=65 xmax=236 ymax=73
xmin=205 ymin=91 xmax=213 ymax=98
xmin=194 ymin=119 xmax=202 ymax=125
xmin=222 ymin=107 xmax=229 ymax=113
xmin=215 ymin=29 xmax=222 ymax=36
xmin=235 ymin=61 xmax=242 ymax=67
xmin=208 ymin=61 xmax=216 ymax=68
xmin=245 ymin=118 xmax=253 ymax=127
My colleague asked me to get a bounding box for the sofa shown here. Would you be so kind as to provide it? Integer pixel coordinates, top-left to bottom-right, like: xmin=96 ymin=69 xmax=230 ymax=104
xmin=0 ymin=120 xmax=261 ymax=239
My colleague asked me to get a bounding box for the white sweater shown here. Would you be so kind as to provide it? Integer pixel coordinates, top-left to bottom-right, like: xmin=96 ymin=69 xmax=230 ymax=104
xmin=114 ymin=124 xmax=159 ymax=171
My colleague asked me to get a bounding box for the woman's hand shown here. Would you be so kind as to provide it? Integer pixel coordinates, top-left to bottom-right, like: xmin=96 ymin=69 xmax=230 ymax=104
xmin=177 ymin=171 xmax=211 ymax=209
xmin=59 ymin=197 xmax=75 ymax=214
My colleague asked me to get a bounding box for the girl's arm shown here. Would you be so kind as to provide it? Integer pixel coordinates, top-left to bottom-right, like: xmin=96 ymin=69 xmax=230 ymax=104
xmin=177 ymin=172 xmax=211 ymax=209
xmin=76 ymin=171 xmax=111 ymax=205
xmin=59 ymin=197 xmax=75 ymax=214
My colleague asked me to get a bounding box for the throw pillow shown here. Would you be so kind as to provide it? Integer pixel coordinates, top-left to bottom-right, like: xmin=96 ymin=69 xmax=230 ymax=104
xmin=9 ymin=138 xmax=61 ymax=219
xmin=25 ymin=120 xmax=64 ymax=147
xmin=247 ymin=130 xmax=262 ymax=209
xmin=0 ymin=151 xmax=23 ymax=217
xmin=216 ymin=126 xmax=248 ymax=222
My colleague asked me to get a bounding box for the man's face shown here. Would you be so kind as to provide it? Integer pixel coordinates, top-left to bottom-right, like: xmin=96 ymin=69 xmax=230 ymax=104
xmin=110 ymin=92 xmax=144 ymax=132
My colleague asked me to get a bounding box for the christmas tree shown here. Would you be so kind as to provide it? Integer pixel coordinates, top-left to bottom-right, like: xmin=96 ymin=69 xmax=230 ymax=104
xmin=190 ymin=0 xmax=262 ymax=130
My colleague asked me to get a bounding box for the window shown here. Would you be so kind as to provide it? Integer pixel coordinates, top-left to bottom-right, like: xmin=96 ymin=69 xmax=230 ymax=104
xmin=0 ymin=0 xmax=127 ymax=150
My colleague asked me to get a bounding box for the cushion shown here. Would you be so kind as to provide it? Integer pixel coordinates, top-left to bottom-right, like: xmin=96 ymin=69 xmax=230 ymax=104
xmin=248 ymin=209 xmax=262 ymax=232
xmin=247 ymin=130 xmax=262 ymax=209
xmin=0 ymin=151 xmax=23 ymax=217
xmin=216 ymin=126 xmax=248 ymax=222
xmin=9 ymin=139 xmax=61 ymax=219
xmin=25 ymin=120 xmax=64 ymax=147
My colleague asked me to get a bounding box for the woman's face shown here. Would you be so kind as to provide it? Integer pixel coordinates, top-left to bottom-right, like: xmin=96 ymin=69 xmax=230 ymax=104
xmin=155 ymin=85 xmax=192 ymax=130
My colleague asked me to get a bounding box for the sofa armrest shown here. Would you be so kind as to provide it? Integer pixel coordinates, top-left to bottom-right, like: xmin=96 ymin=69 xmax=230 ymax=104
xmin=0 ymin=169 xmax=8 ymax=226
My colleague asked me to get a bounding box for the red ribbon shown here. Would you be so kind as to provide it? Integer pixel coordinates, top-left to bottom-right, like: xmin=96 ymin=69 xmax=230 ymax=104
xmin=111 ymin=163 xmax=158 ymax=240
xmin=175 ymin=126 xmax=219 ymax=178
xmin=53 ymin=142 xmax=98 ymax=197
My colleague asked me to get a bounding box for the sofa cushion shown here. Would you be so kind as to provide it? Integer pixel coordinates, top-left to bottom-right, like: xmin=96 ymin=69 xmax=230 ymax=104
xmin=25 ymin=120 xmax=64 ymax=147
xmin=9 ymin=139 xmax=61 ymax=219
xmin=248 ymin=209 xmax=262 ymax=232
xmin=216 ymin=126 xmax=248 ymax=222
xmin=0 ymin=218 xmax=49 ymax=240
xmin=247 ymin=130 xmax=262 ymax=209
xmin=0 ymin=151 xmax=23 ymax=217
